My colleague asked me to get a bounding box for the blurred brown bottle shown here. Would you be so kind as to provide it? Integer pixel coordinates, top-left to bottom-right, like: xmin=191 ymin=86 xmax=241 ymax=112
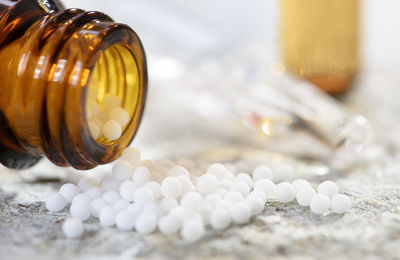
xmin=281 ymin=0 xmax=360 ymax=94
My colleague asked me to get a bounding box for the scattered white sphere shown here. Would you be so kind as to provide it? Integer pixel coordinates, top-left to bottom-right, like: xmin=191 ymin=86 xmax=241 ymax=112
xmin=219 ymin=179 xmax=233 ymax=190
xmin=235 ymin=173 xmax=253 ymax=188
xmin=215 ymin=200 xmax=233 ymax=212
xmin=160 ymin=197 xmax=178 ymax=213
xmin=225 ymin=191 xmax=244 ymax=203
xmin=127 ymin=203 xmax=143 ymax=217
xmin=245 ymin=195 xmax=264 ymax=215
xmin=143 ymin=203 xmax=163 ymax=218
xmin=210 ymin=208 xmax=232 ymax=230
xmin=63 ymin=218 xmax=84 ymax=238
xmin=115 ymin=209 xmax=136 ymax=231
xmin=103 ymin=120 xmax=122 ymax=140
xmin=216 ymin=188 xmax=228 ymax=198
xmin=161 ymin=177 xmax=182 ymax=198
xmin=119 ymin=180 xmax=137 ymax=202
xmin=88 ymin=121 xmax=101 ymax=139
xmin=132 ymin=166 xmax=150 ymax=186
xmin=144 ymin=181 xmax=162 ymax=200
xmin=196 ymin=174 xmax=218 ymax=195
xmin=199 ymin=205 xmax=212 ymax=225
xmin=252 ymin=165 xmax=273 ymax=181
xmin=103 ymin=190 xmax=121 ymax=204
xmin=100 ymin=176 xmax=121 ymax=191
xmin=70 ymin=194 xmax=91 ymax=221
xmin=85 ymin=187 xmax=102 ymax=199
xmin=177 ymin=175 xmax=195 ymax=194
xmin=291 ymin=179 xmax=312 ymax=192
xmin=121 ymin=147 xmax=141 ymax=168
xmin=168 ymin=165 xmax=190 ymax=177
xmin=46 ymin=192 xmax=66 ymax=212
xmin=310 ymin=194 xmax=330 ymax=214
xmin=99 ymin=205 xmax=116 ymax=227
xmin=249 ymin=190 xmax=267 ymax=203
xmin=317 ymin=181 xmax=339 ymax=199
xmin=275 ymin=182 xmax=296 ymax=203
xmin=59 ymin=183 xmax=79 ymax=203
xmin=253 ymin=179 xmax=276 ymax=198
xmin=112 ymin=160 xmax=133 ymax=181
xmin=109 ymin=107 xmax=130 ymax=127
xmin=87 ymin=100 xmax=100 ymax=117
xmin=135 ymin=213 xmax=158 ymax=234
xmin=331 ymin=194 xmax=351 ymax=214
xmin=207 ymin=163 xmax=227 ymax=180
xmin=231 ymin=203 xmax=251 ymax=224
xmin=231 ymin=181 xmax=250 ymax=198
xmin=203 ymin=194 xmax=223 ymax=208
xmin=134 ymin=186 xmax=154 ymax=204
xmin=90 ymin=198 xmax=108 ymax=218
xmin=181 ymin=219 xmax=205 ymax=243
xmin=181 ymin=192 xmax=202 ymax=211
xmin=169 ymin=206 xmax=190 ymax=221
xmin=296 ymin=186 xmax=317 ymax=207
xmin=158 ymin=215 xmax=181 ymax=234
xmin=114 ymin=199 xmax=130 ymax=212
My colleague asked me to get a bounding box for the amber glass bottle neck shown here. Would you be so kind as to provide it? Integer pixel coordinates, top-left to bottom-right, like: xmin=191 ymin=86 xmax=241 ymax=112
xmin=0 ymin=1 xmax=147 ymax=169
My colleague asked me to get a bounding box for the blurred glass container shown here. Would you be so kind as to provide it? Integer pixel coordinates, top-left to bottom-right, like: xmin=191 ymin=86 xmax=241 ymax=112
xmin=281 ymin=0 xmax=360 ymax=94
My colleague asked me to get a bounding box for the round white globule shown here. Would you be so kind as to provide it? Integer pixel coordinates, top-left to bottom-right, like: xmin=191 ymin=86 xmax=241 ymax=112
xmin=114 ymin=199 xmax=130 ymax=212
xmin=77 ymin=177 xmax=98 ymax=192
xmin=112 ymin=160 xmax=133 ymax=181
xmin=103 ymin=120 xmax=122 ymax=140
xmin=121 ymin=147 xmax=141 ymax=168
xmin=161 ymin=177 xmax=182 ymax=198
xmin=99 ymin=205 xmax=116 ymax=227
xmin=331 ymin=194 xmax=351 ymax=214
xmin=115 ymin=209 xmax=136 ymax=231
xmin=46 ymin=192 xmax=67 ymax=212
xmin=317 ymin=181 xmax=339 ymax=199
xmin=177 ymin=175 xmax=195 ymax=194
xmin=235 ymin=173 xmax=253 ymax=188
xmin=102 ymin=94 xmax=121 ymax=111
xmin=63 ymin=218 xmax=84 ymax=238
xmin=181 ymin=192 xmax=203 ymax=211
xmin=88 ymin=121 xmax=101 ymax=139
xmin=143 ymin=203 xmax=163 ymax=218
xmin=158 ymin=215 xmax=181 ymax=234
xmin=127 ymin=203 xmax=143 ymax=218
xmin=103 ymin=190 xmax=121 ymax=204
xmin=219 ymin=179 xmax=233 ymax=190
xmin=296 ymin=186 xmax=317 ymax=207
xmin=252 ymin=165 xmax=273 ymax=181
xmin=207 ymin=163 xmax=227 ymax=180
xmin=275 ymin=182 xmax=296 ymax=203
xmin=291 ymin=179 xmax=312 ymax=192
xmin=119 ymin=180 xmax=137 ymax=202
xmin=231 ymin=181 xmax=250 ymax=198
xmin=253 ymin=179 xmax=276 ymax=198
xmin=87 ymin=100 xmax=100 ymax=117
xmin=249 ymin=191 xmax=267 ymax=203
xmin=134 ymin=187 xmax=155 ymax=204
xmin=135 ymin=213 xmax=158 ymax=234
xmin=160 ymin=197 xmax=178 ymax=213
xmin=196 ymin=174 xmax=218 ymax=195
xmin=167 ymin=166 xmax=190 ymax=177
xmin=109 ymin=107 xmax=130 ymax=127
xmin=210 ymin=208 xmax=232 ymax=230
xmin=203 ymin=194 xmax=223 ymax=208
xmin=100 ymin=176 xmax=121 ymax=191
xmin=231 ymin=203 xmax=251 ymax=224
xmin=144 ymin=181 xmax=162 ymax=200
xmin=85 ymin=187 xmax=103 ymax=199
xmin=90 ymin=198 xmax=108 ymax=218
xmin=310 ymin=194 xmax=330 ymax=214
xmin=181 ymin=219 xmax=205 ymax=243
xmin=132 ymin=166 xmax=150 ymax=186
xmin=245 ymin=195 xmax=264 ymax=215
xmin=215 ymin=200 xmax=233 ymax=212
xmin=70 ymin=194 xmax=91 ymax=221
xmin=224 ymin=191 xmax=244 ymax=203
xmin=59 ymin=183 xmax=79 ymax=203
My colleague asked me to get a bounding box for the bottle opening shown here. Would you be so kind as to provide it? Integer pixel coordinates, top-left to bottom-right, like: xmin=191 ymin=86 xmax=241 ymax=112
xmin=85 ymin=43 xmax=140 ymax=145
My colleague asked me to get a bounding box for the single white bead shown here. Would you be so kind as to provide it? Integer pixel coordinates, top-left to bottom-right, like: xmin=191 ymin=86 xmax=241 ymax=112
xmin=144 ymin=181 xmax=162 ymax=200
xmin=207 ymin=163 xmax=227 ymax=180
xmin=70 ymin=194 xmax=91 ymax=221
xmin=96 ymin=110 xmax=109 ymax=123
xmin=135 ymin=213 xmax=157 ymax=234
xmin=219 ymin=179 xmax=233 ymax=190
xmin=77 ymin=177 xmax=98 ymax=192
xmin=85 ymin=187 xmax=103 ymax=199
xmin=161 ymin=177 xmax=182 ymax=198
xmin=180 ymin=192 xmax=202 ymax=211
xmin=112 ymin=160 xmax=133 ymax=181
xmin=169 ymin=206 xmax=190 ymax=221
xmin=132 ymin=166 xmax=150 ymax=186
xmin=253 ymin=179 xmax=275 ymax=198
xmin=115 ymin=209 xmax=136 ymax=231
xmin=252 ymin=165 xmax=273 ymax=181
xmin=196 ymin=174 xmax=218 ymax=195
xmin=134 ymin=186 xmax=154 ymax=204
xmin=249 ymin=190 xmax=267 ymax=203
xmin=103 ymin=120 xmax=122 ymax=140
xmin=92 ymin=119 xmax=103 ymax=137
xmin=199 ymin=204 xmax=212 ymax=226
xmin=235 ymin=173 xmax=253 ymax=188
xmin=99 ymin=205 xmax=116 ymax=227
xmin=274 ymin=164 xmax=295 ymax=182
xmin=160 ymin=197 xmax=178 ymax=213
xmin=231 ymin=181 xmax=250 ymax=198
xmin=216 ymin=188 xmax=228 ymax=198
xmin=62 ymin=218 xmax=84 ymax=238
xmin=143 ymin=202 xmax=163 ymax=218
xmin=215 ymin=200 xmax=233 ymax=212
xmin=59 ymin=183 xmax=79 ymax=203
xmin=210 ymin=208 xmax=232 ymax=230
xmin=121 ymin=147 xmax=141 ymax=168
xmin=296 ymin=186 xmax=317 ymax=206
xmin=181 ymin=219 xmax=205 ymax=243
xmin=231 ymin=203 xmax=251 ymax=224
xmin=102 ymin=190 xmax=121 ymax=204
xmin=46 ymin=192 xmax=66 ymax=212
xmin=119 ymin=180 xmax=137 ymax=202
xmin=88 ymin=121 xmax=101 ymax=139
xmin=87 ymin=100 xmax=100 ymax=117
xmin=158 ymin=215 xmax=181 ymax=234
xmin=109 ymin=107 xmax=130 ymax=127
xmin=331 ymin=194 xmax=351 ymax=214
xmin=114 ymin=199 xmax=130 ymax=212
xmin=168 ymin=165 xmax=190 ymax=177
xmin=100 ymin=176 xmax=121 ymax=191
xmin=90 ymin=198 xmax=108 ymax=218
xmin=102 ymin=94 xmax=121 ymax=111
xmin=317 ymin=181 xmax=339 ymax=199
xmin=310 ymin=194 xmax=330 ymax=214
xmin=177 ymin=175 xmax=195 ymax=194
xmin=127 ymin=203 xmax=143 ymax=218
xmin=224 ymin=191 xmax=244 ymax=203
xmin=275 ymin=182 xmax=296 ymax=203
xmin=203 ymin=194 xmax=223 ymax=208
xmin=245 ymin=195 xmax=264 ymax=215
xmin=291 ymin=179 xmax=312 ymax=192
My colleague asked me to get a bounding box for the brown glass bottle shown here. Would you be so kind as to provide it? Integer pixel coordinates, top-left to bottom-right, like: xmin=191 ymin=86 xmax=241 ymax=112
xmin=0 ymin=0 xmax=147 ymax=169
xmin=281 ymin=0 xmax=360 ymax=94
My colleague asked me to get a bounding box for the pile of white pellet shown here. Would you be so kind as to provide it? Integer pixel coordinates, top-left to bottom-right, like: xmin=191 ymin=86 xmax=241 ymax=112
xmin=45 ymin=147 xmax=351 ymax=241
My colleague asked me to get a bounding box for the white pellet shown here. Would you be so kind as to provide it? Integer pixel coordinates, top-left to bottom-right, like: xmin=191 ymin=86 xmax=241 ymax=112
xmin=249 ymin=190 xmax=267 ymax=203
xmin=85 ymin=187 xmax=102 ymax=199
xmin=59 ymin=183 xmax=79 ymax=203
xmin=207 ymin=163 xmax=227 ymax=180
xmin=109 ymin=107 xmax=130 ymax=127
xmin=181 ymin=219 xmax=205 ymax=243
xmin=231 ymin=203 xmax=251 ymax=224
xmin=134 ymin=186 xmax=154 ymax=204
xmin=127 ymin=203 xmax=143 ymax=217
xmin=331 ymin=194 xmax=351 ymax=214
xmin=160 ymin=197 xmax=178 ymax=213
xmin=90 ymin=198 xmax=108 ymax=218
xmin=275 ymin=182 xmax=296 ymax=203
xmin=196 ymin=174 xmax=218 ymax=195
xmin=103 ymin=120 xmax=122 ymax=140
xmin=63 ymin=218 xmax=84 ymax=238
xmin=115 ymin=209 xmax=136 ymax=231
xmin=135 ymin=213 xmax=158 ymax=234
xmin=235 ymin=173 xmax=253 ymax=188
xmin=215 ymin=200 xmax=233 ymax=212
xmin=199 ymin=204 xmax=212 ymax=226
xmin=121 ymin=147 xmax=141 ymax=168
xmin=203 ymin=194 xmax=223 ymax=208
xmin=216 ymin=188 xmax=228 ymax=198
xmin=245 ymin=195 xmax=264 ymax=215
xmin=224 ymin=191 xmax=244 ymax=203
xmin=169 ymin=206 xmax=190 ymax=221
xmin=310 ymin=194 xmax=330 ymax=214
xmin=144 ymin=181 xmax=162 ymax=200
xmin=180 ymin=192 xmax=202 ymax=211
xmin=88 ymin=121 xmax=101 ymax=139
xmin=296 ymin=186 xmax=317 ymax=207
xmin=168 ymin=165 xmax=190 ymax=177
xmin=103 ymin=190 xmax=121 ymax=204
xmin=102 ymin=94 xmax=121 ymax=111
xmin=70 ymin=194 xmax=91 ymax=221
xmin=99 ymin=205 xmax=116 ymax=227
xmin=119 ymin=180 xmax=137 ymax=202
xmin=158 ymin=215 xmax=181 ymax=234
xmin=143 ymin=202 xmax=163 ymax=218
xmin=177 ymin=175 xmax=195 ymax=194
xmin=291 ymin=179 xmax=312 ymax=192
xmin=252 ymin=165 xmax=273 ymax=181
xmin=112 ymin=160 xmax=133 ymax=181
xmin=317 ymin=181 xmax=339 ymax=199
xmin=114 ymin=199 xmax=130 ymax=212
xmin=132 ymin=166 xmax=150 ymax=186
xmin=210 ymin=208 xmax=232 ymax=230
xmin=100 ymin=176 xmax=121 ymax=191
xmin=219 ymin=179 xmax=233 ymax=190
xmin=46 ymin=192 xmax=66 ymax=212
xmin=161 ymin=177 xmax=182 ymax=198
xmin=87 ymin=100 xmax=100 ymax=117
xmin=253 ymin=179 xmax=275 ymax=198
xmin=231 ymin=181 xmax=250 ymax=198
